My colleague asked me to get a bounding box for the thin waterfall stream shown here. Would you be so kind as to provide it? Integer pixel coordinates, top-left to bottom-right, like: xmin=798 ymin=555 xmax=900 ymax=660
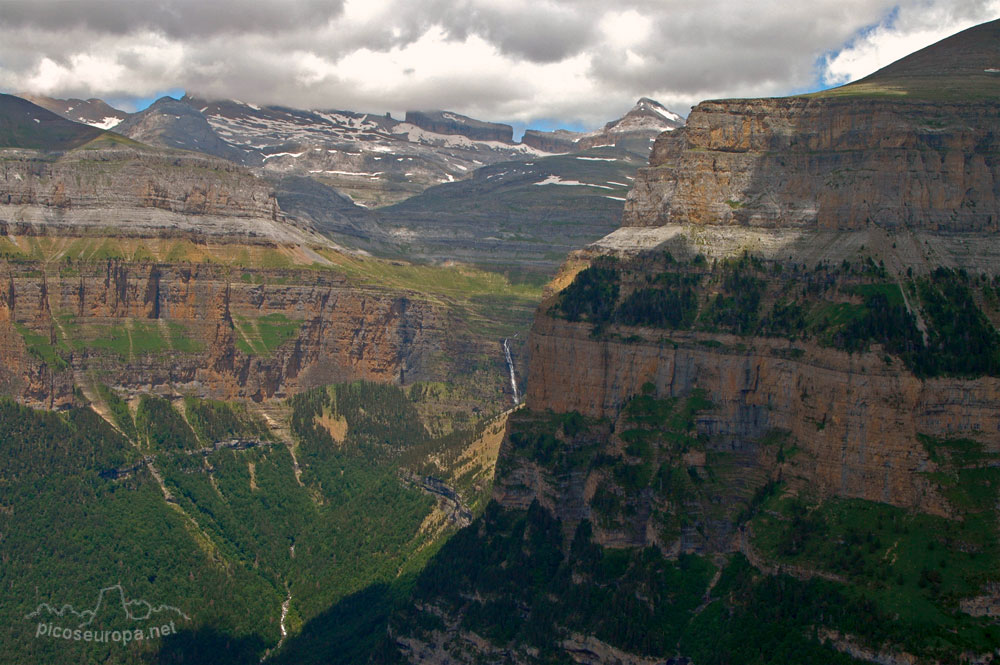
xmin=503 ymin=337 xmax=520 ymax=405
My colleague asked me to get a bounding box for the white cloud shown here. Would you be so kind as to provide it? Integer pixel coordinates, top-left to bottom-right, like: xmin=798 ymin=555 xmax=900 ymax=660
xmin=600 ymin=10 xmax=650 ymax=50
xmin=823 ymin=0 xmax=1000 ymax=85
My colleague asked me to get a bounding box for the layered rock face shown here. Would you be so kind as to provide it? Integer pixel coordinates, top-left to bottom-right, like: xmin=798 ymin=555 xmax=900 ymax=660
xmin=384 ymin=24 xmax=1000 ymax=665
xmin=403 ymin=110 xmax=514 ymax=143
xmin=519 ymin=314 xmax=986 ymax=517
xmin=624 ymin=97 xmax=1000 ymax=232
xmin=520 ymin=129 xmax=579 ymax=153
xmin=0 ymin=259 xmax=477 ymax=409
xmin=497 ymin=48 xmax=1000 ymax=554
xmin=0 ymin=147 xmax=313 ymax=243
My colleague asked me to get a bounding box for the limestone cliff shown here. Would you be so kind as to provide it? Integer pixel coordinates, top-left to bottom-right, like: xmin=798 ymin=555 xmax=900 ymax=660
xmin=0 ymin=145 xmax=316 ymax=243
xmin=0 ymin=257 xmax=501 ymax=412
xmin=376 ymin=21 xmax=1000 ymax=665
xmin=623 ymin=97 xmax=999 ymax=232
xmin=403 ymin=111 xmax=514 ymax=143
xmin=623 ymin=19 xmax=1000 ymax=234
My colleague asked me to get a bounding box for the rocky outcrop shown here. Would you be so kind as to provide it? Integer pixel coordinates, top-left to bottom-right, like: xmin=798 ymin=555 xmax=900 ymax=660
xmin=403 ymin=110 xmax=513 ymax=143
xmin=0 ymin=260 xmax=493 ymax=409
xmin=623 ymin=97 xmax=1000 ymax=232
xmin=520 ymin=129 xmax=580 ymax=153
xmin=0 ymin=147 xmax=317 ymax=243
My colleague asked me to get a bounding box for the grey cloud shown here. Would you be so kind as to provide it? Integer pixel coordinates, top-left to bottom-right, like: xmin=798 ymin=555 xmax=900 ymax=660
xmin=587 ymin=1 xmax=899 ymax=100
xmin=0 ymin=0 xmax=345 ymax=37
xmin=438 ymin=2 xmax=595 ymax=62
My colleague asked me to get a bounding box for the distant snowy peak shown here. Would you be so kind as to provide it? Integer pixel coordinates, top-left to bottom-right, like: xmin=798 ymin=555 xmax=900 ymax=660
xmin=603 ymin=97 xmax=685 ymax=134
xmin=522 ymin=98 xmax=685 ymax=155
xmin=19 ymin=94 xmax=127 ymax=130
xmin=636 ymin=97 xmax=684 ymax=124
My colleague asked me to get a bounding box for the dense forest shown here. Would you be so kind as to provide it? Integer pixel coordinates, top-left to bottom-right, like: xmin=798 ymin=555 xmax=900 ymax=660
xmin=554 ymin=253 xmax=1000 ymax=378
xmin=0 ymin=380 xmax=495 ymax=664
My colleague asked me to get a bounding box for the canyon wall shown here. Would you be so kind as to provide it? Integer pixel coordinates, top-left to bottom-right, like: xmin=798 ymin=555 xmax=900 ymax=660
xmin=0 ymin=260 xmax=474 ymax=409
xmin=623 ymin=98 xmax=1000 ymax=232
xmin=0 ymin=147 xmax=314 ymax=242
xmin=520 ymin=312 xmax=997 ymax=514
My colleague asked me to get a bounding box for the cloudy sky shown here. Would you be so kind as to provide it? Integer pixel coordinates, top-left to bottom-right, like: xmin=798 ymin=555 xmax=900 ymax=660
xmin=1 ymin=0 xmax=997 ymax=129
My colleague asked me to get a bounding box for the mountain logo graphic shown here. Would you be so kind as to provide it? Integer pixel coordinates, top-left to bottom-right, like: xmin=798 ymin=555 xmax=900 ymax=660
xmin=25 ymin=584 xmax=190 ymax=630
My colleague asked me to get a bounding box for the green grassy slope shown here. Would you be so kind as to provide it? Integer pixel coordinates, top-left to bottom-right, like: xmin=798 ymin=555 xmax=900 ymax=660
xmin=808 ymin=18 xmax=1000 ymax=101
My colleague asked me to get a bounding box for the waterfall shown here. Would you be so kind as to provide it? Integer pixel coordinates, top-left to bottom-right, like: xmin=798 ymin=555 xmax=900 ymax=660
xmin=503 ymin=338 xmax=520 ymax=405
xmin=260 ymin=581 xmax=292 ymax=662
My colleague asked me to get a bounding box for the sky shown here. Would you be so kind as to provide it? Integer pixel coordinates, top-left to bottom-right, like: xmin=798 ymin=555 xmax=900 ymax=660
xmin=0 ymin=0 xmax=997 ymax=129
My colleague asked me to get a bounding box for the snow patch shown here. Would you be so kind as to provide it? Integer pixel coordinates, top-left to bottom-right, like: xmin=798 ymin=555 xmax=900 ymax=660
xmin=647 ymin=103 xmax=683 ymax=123
xmin=262 ymin=151 xmax=305 ymax=160
xmin=533 ymin=175 xmax=612 ymax=189
xmin=309 ymin=169 xmax=383 ymax=177
xmin=576 ymin=156 xmax=618 ymax=162
xmin=604 ymin=196 xmax=627 ymax=201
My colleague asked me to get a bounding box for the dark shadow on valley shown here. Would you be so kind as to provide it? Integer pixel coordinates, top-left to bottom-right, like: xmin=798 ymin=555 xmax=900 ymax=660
xmin=148 ymin=627 xmax=266 ymax=665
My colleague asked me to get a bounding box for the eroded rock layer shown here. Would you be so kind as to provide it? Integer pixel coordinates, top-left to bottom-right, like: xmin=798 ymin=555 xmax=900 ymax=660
xmin=0 ymin=147 xmax=312 ymax=243
xmin=624 ymin=98 xmax=1000 ymax=232
xmin=0 ymin=259 xmax=482 ymax=410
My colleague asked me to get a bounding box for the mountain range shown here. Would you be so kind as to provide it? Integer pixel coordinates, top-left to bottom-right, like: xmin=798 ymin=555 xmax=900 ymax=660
xmin=19 ymin=91 xmax=681 ymax=269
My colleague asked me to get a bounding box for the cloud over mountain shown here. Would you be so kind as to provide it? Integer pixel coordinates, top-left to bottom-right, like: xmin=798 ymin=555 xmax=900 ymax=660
xmin=1 ymin=0 xmax=997 ymax=127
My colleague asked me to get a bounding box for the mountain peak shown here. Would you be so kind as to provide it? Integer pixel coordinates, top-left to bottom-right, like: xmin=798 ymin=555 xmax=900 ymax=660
xmin=632 ymin=97 xmax=684 ymax=123
xmin=602 ymin=96 xmax=684 ymax=134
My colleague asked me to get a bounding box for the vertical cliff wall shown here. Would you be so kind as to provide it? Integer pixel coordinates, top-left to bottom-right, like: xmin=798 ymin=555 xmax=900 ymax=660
xmin=623 ymin=98 xmax=1000 ymax=232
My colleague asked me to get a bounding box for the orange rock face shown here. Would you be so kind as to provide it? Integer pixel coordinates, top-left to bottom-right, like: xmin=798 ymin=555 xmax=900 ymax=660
xmin=0 ymin=260 xmax=491 ymax=409
xmin=519 ymin=310 xmax=1000 ymax=517
xmin=623 ymin=98 xmax=1000 ymax=232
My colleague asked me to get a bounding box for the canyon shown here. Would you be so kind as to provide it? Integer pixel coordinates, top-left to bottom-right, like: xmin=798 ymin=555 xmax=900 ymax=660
xmin=3 ymin=17 xmax=1000 ymax=665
